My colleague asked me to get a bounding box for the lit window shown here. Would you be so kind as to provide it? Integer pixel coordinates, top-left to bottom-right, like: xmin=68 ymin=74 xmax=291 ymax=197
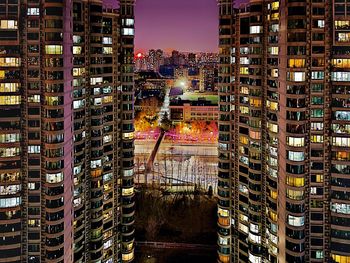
xmin=122 ymin=132 xmax=134 ymax=140
xmin=218 ymin=236 xmax=229 ymax=245
xmin=27 ymin=8 xmax=39 ymax=16
xmin=239 ymin=222 xmax=249 ymax=234
xmin=270 ymin=13 xmax=279 ymax=20
xmin=250 ymin=98 xmax=261 ymax=107
xmin=288 ymin=59 xmax=305 ymax=68
xmin=0 ymin=197 xmax=21 ymax=208
xmin=0 ymin=20 xmax=17 ymax=29
xmin=311 ymin=122 xmax=323 ymax=131
xmin=103 ymin=135 xmax=112 ymax=143
xmin=122 ymin=28 xmax=134 ymax=36
xmin=73 ymin=35 xmax=82 ymax=44
xmin=0 ymin=83 xmax=19 ymax=92
xmin=0 ymin=147 xmax=20 ymax=157
xmin=103 ymin=173 xmax=113 ymax=182
xmin=28 ymin=145 xmax=40 ymax=154
xmin=250 ymin=26 xmax=262 ymax=34
xmin=287 ymin=189 xmax=304 ymax=200
xmin=46 ymin=172 xmax=63 ymax=183
xmin=90 ymin=77 xmax=103 ymax=85
xmin=122 ymin=187 xmax=134 ymax=196
xmin=288 ymin=72 xmax=305 ymax=82
xmin=249 ymin=252 xmax=262 ymax=263
xmin=311 ymin=109 xmax=324 ymax=118
xmin=335 ymin=111 xmax=350 ymax=121
xmin=240 ymin=47 xmax=249 ymax=54
xmin=103 ymin=47 xmax=113 ymax=54
xmin=73 ymin=68 xmax=85 ymax=77
xmin=333 ymin=137 xmax=350 ymax=147
xmin=268 ymin=122 xmax=278 ymax=133
xmin=332 ymin=58 xmax=350 ymax=68
xmin=0 ymin=133 xmax=19 ymax=143
xmin=332 ymin=72 xmax=350 ymax=81
xmin=240 ymin=67 xmax=249 ymax=75
xmin=94 ymin=98 xmax=102 ymax=105
xmin=268 ymin=47 xmax=279 ymax=55
xmin=73 ymin=99 xmax=85 ymax=109
xmin=287 ymin=215 xmax=304 ymax=226
xmin=239 ymin=106 xmax=249 ymax=114
xmin=91 ymin=159 xmax=102 ymax=168
xmin=331 ymin=202 xmax=350 ymax=215
xmin=73 ymin=46 xmax=82 ymax=55
xmin=271 ymin=69 xmax=278 ymax=78
xmin=28 ymin=95 xmax=40 ymax=103
xmin=103 ymin=239 xmax=113 ymax=250
xmin=239 ymin=136 xmax=249 ymax=145
xmin=122 ymin=18 xmax=134 ymax=26
xmin=240 ymin=86 xmax=249 ymax=94
xmin=287 ymin=151 xmax=305 ymax=161
xmin=270 ymin=189 xmax=277 ymax=199
xmin=335 ymin=20 xmax=350 ymax=29
xmin=248 ymin=232 xmax=261 ymax=244
xmin=317 ymin=20 xmax=325 ymax=28
xmin=332 ymin=254 xmax=350 ymax=263
xmin=240 ymin=57 xmax=249 ymax=65
xmin=287 ymin=136 xmax=304 ymax=147
xmin=311 ymin=71 xmax=324 ymax=80
xmin=0 ymin=184 xmax=21 ymax=195
xmin=0 ymin=57 xmax=20 ymax=67
xmin=271 ymin=24 xmax=279 ymax=32
xmin=311 ymin=135 xmax=323 ymax=143
xmin=45 ymin=45 xmax=63 ymax=55
xmin=122 ymin=252 xmax=134 ymax=262
xmin=123 ymin=169 xmax=133 ymax=177
xmin=73 ymin=197 xmax=81 ymax=207
xmin=74 ymin=165 xmax=82 ymax=176
xmin=336 ymin=32 xmax=350 ymax=42
xmin=267 ymin=100 xmax=278 ymax=111
xmin=103 ymin=96 xmax=113 ymax=104
xmin=271 ymin=1 xmax=279 ymax=10
xmin=286 ymin=176 xmax=305 ymax=187
xmin=0 ymin=95 xmax=20 ymax=105
xmin=102 ymin=37 xmax=112 ymax=44
xmin=239 ymin=183 xmax=248 ymax=193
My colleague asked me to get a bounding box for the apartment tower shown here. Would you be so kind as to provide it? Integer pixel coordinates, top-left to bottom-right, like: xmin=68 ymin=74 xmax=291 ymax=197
xmin=217 ymin=0 xmax=350 ymax=262
xmin=0 ymin=0 xmax=135 ymax=262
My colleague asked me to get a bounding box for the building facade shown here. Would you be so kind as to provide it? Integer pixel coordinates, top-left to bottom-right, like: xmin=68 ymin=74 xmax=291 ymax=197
xmin=0 ymin=0 xmax=135 ymax=262
xmin=218 ymin=0 xmax=350 ymax=262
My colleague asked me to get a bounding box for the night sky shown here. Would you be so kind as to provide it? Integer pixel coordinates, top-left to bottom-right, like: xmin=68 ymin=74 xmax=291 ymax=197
xmin=134 ymin=0 xmax=219 ymax=53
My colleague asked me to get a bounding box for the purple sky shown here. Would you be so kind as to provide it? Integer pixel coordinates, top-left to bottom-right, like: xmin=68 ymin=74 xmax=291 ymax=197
xmin=134 ymin=0 xmax=219 ymax=53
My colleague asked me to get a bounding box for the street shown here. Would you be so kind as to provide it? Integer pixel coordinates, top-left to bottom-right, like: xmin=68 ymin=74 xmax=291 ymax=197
xmin=134 ymin=138 xmax=218 ymax=194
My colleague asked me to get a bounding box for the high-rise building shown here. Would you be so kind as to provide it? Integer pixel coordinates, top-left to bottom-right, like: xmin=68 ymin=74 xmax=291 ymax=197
xmin=188 ymin=53 xmax=197 ymax=64
xmin=0 ymin=0 xmax=135 ymax=262
xmin=199 ymin=66 xmax=216 ymax=92
xmin=218 ymin=0 xmax=350 ymax=262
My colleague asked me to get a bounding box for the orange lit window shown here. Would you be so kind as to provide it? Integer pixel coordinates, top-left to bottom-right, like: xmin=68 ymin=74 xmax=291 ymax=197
xmin=239 ymin=136 xmax=249 ymax=145
xmin=332 ymin=254 xmax=350 ymax=263
xmin=250 ymin=98 xmax=261 ymax=107
xmin=91 ymin=169 xmax=102 ymax=178
xmin=288 ymin=59 xmax=306 ymax=68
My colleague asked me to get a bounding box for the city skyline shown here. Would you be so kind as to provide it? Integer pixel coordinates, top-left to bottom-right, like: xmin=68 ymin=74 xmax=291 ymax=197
xmin=134 ymin=0 xmax=219 ymax=53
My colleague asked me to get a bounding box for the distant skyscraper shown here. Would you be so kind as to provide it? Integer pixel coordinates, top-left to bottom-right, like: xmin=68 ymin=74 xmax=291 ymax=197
xmin=188 ymin=53 xmax=197 ymax=64
xmin=171 ymin=50 xmax=180 ymax=66
xmin=199 ymin=66 xmax=215 ymax=92
xmin=218 ymin=0 xmax=350 ymax=262
xmin=0 ymin=0 xmax=135 ymax=262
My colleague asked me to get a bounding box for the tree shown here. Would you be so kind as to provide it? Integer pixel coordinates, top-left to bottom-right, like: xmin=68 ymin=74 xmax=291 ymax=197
xmin=141 ymin=97 xmax=159 ymax=119
xmin=160 ymin=112 xmax=172 ymax=131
